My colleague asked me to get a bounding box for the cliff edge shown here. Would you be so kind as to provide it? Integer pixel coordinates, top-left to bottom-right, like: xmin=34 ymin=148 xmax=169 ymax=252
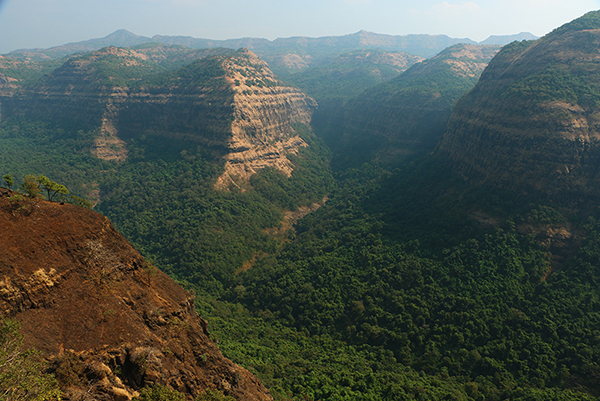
xmin=0 ymin=189 xmax=272 ymax=401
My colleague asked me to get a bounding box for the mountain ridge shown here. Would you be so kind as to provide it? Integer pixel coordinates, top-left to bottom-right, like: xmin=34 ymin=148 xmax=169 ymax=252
xmin=332 ymin=43 xmax=500 ymax=166
xmin=0 ymin=47 xmax=317 ymax=189
xmin=5 ymin=29 xmax=537 ymax=61
xmin=436 ymin=10 xmax=600 ymax=207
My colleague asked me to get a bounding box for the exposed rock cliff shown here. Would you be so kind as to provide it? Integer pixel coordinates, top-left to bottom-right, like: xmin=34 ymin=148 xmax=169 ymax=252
xmin=113 ymin=48 xmax=316 ymax=188
xmin=436 ymin=11 xmax=600 ymax=206
xmin=0 ymin=47 xmax=316 ymax=188
xmin=216 ymin=49 xmax=316 ymax=188
xmin=338 ymin=43 xmax=499 ymax=166
xmin=0 ymin=189 xmax=272 ymax=400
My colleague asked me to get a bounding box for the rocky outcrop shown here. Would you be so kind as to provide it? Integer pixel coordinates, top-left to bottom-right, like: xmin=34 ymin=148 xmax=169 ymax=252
xmin=1 ymin=47 xmax=316 ymax=187
xmin=216 ymin=49 xmax=316 ymax=188
xmin=0 ymin=190 xmax=272 ymax=400
xmin=436 ymin=11 xmax=600 ymax=206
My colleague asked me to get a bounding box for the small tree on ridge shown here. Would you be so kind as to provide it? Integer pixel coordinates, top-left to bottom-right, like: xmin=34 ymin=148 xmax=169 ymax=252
xmin=2 ymin=174 xmax=14 ymax=190
xmin=37 ymin=175 xmax=69 ymax=201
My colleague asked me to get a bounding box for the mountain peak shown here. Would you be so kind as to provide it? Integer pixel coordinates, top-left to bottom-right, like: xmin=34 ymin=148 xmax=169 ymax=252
xmin=551 ymin=9 xmax=600 ymax=35
xmin=437 ymin=12 xmax=600 ymax=206
xmin=104 ymin=29 xmax=142 ymax=39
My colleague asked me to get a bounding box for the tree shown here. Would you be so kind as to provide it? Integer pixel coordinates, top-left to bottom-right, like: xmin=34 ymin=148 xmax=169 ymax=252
xmin=69 ymin=195 xmax=93 ymax=209
xmin=20 ymin=175 xmax=41 ymax=199
xmin=2 ymin=174 xmax=14 ymax=191
xmin=0 ymin=318 xmax=61 ymax=401
xmin=37 ymin=175 xmax=69 ymax=201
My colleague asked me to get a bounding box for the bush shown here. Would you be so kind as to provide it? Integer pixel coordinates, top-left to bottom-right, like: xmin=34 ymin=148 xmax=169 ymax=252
xmin=133 ymin=384 xmax=185 ymax=401
xmin=0 ymin=318 xmax=61 ymax=400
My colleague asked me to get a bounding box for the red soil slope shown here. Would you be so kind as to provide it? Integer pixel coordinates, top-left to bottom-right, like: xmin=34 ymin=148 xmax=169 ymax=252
xmin=0 ymin=189 xmax=272 ymax=401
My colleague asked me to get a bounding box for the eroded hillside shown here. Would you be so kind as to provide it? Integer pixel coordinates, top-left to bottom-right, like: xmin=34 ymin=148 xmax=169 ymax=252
xmin=436 ymin=10 xmax=600 ymax=206
xmin=0 ymin=47 xmax=317 ymax=188
xmin=336 ymin=43 xmax=499 ymax=166
xmin=0 ymin=189 xmax=272 ymax=400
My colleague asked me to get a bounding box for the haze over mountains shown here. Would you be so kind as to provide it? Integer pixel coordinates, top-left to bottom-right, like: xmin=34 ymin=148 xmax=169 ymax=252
xmin=4 ymin=10 xmax=600 ymax=401
xmin=6 ymin=28 xmax=537 ymax=65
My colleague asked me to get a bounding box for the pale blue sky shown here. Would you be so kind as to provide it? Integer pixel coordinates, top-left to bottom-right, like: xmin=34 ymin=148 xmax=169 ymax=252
xmin=0 ymin=0 xmax=599 ymax=54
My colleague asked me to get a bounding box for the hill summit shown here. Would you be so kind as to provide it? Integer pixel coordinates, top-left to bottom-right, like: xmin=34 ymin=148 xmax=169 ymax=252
xmin=436 ymin=10 xmax=600 ymax=207
xmin=1 ymin=47 xmax=316 ymax=188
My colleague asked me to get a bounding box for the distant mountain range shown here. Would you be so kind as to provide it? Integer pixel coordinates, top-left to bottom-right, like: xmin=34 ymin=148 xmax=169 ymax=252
xmin=479 ymin=31 xmax=538 ymax=45
xmin=6 ymin=29 xmax=538 ymax=62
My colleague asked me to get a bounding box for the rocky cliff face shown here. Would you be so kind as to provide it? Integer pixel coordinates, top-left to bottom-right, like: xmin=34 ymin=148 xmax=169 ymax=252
xmin=0 ymin=189 xmax=272 ymax=400
xmin=216 ymin=49 xmax=316 ymax=188
xmin=436 ymin=11 xmax=600 ymax=206
xmin=338 ymin=44 xmax=499 ymax=166
xmin=0 ymin=47 xmax=316 ymax=188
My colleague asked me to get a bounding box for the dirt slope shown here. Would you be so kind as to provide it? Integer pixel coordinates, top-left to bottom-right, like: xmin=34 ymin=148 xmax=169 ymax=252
xmin=0 ymin=189 xmax=272 ymax=401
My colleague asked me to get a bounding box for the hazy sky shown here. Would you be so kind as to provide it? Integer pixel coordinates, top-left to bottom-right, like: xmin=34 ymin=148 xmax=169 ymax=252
xmin=0 ymin=0 xmax=599 ymax=54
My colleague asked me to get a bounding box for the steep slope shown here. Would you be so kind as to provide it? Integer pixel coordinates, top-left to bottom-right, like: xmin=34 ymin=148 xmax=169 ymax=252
xmin=336 ymin=43 xmax=499 ymax=166
xmin=216 ymin=49 xmax=317 ymax=188
xmin=282 ymin=49 xmax=424 ymax=102
xmin=0 ymin=189 xmax=272 ymax=400
xmin=113 ymin=48 xmax=317 ymax=188
xmin=437 ymin=11 xmax=600 ymax=206
xmin=1 ymin=47 xmax=317 ymax=186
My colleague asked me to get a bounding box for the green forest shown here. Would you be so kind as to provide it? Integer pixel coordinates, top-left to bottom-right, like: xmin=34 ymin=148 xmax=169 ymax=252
xmin=4 ymin=13 xmax=600 ymax=399
xmin=4 ymin=113 xmax=600 ymax=400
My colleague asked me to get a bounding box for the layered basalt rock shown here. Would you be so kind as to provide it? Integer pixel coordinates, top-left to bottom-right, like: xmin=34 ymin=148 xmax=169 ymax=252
xmin=436 ymin=11 xmax=600 ymax=206
xmin=339 ymin=43 xmax=499 ymax=165
xmin=216 ymin=49 xmax=316 ymax=188
xmin=0 ymin=47 xmax=316 ymax=188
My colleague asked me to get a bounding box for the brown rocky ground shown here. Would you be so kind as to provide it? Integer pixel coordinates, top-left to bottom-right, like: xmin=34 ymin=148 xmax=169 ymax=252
xmin=0 ymin=189 xmax=272 ymax=401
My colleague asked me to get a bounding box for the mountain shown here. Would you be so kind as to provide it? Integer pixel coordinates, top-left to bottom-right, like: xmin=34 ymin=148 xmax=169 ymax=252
xmin=0 ymin=46 xmax=316 ymax=188
xmin=280 ymin=49 xmax=424 ymax=101
xmin=0 ymin=189 xmax=272 ymax=400
xmin=131 ymin=43 xmax=236 ymax=69
xmin=7 ymin=12 xmax=600 ymax=401
xmin=246 ymin=30 xmax=476 ymax=66
xmin=333 ymin=43 xmax=500 ymax=166
xmin=5 ymin=29 xmax=478 ymax=71
xmin=7 ymin=29 xmax=152 ymax=60
xmin=479 ymin=32 xmax=538 ymax=45
xmin=0 ymin=44 xmax=333 ymax=307
xmin=436 ymin=10 xmax=600 ymax=207
xmin=280 ymin=49 xmax=425 ymax=147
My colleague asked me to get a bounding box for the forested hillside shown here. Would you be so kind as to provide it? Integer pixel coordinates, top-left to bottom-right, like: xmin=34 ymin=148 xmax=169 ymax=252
xmin=437 ymin=11 xmax=600 ymax=207
xmin=331 ymin=43 xmax=499 ymax=167
xmin=3 ymin=10 xmax=600 ymax=401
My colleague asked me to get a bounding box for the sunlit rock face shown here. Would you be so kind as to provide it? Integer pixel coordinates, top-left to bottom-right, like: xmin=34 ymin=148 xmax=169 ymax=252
xmin=0 ymin=47 xmax=316 ymax=188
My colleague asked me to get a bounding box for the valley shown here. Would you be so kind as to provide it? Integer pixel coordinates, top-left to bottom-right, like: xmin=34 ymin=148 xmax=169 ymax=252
xmin=2 ymin=11 xmax=600 ymax=401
